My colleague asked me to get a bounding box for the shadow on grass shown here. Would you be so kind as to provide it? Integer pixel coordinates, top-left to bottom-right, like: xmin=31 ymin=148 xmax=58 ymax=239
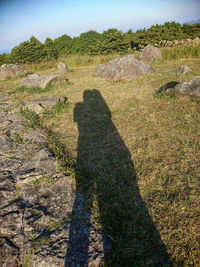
xmin=66 ymin=89 xmax=172 ymax=266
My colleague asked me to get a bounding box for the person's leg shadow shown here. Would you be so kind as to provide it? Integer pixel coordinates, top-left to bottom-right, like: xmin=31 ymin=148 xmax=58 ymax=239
xmin=65 ymin=89 xmax=171 ymax=266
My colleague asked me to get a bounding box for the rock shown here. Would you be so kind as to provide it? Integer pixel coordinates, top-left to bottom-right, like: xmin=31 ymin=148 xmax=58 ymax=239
xmin=20 ymin=129 xmax=46 ymax=144
xmin=170 ymin=66 xmax=192 ymax=75
xmin=0 ymin=237 xmax=20 ymax=267
xmin=0 ymin=92 xmax=10 ymax=100
xmin=16 ymin=148 xmax=58 ymax=183
xmin=0 ymin=202 xmax=23 ymax=236
xmin=22 ymin=73 xmax=67 ymax=89
xmin=0 ymin=100 xmax=14 ymax=110
xmin=58 ymin=62 xmax=70 ymax=73
xmin=0 ymin=136 xmax=14 ymax=156
xmin=21 ymin=176 xmax=77 ymax=219
xmin=5 ymin=120 xmax=29 ymax=139
xmin=23 ymin=96 xmax=67 ymax=114
xmin=139 ymin=45 xmax=162 ymax=61
xmin=167 ymin=76 xmax=200 ymax=97
xmin=0 ymin=64 xmax=27 ymax=80
xmin=96 ymin=55 xmax=155 ymax=80
xmin=0 ymin=156 xmax=21 ymax=172
xmin=0 ymin=171 xmax=16 ymax=208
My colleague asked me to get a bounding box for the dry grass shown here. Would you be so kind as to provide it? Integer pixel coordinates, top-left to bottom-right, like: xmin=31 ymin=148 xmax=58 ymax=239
xmin=1 ymin=58 xmax=200 ymax=266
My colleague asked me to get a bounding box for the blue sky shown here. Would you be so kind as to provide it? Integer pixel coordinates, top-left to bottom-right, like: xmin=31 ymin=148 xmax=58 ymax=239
xmin=0 ymin=0 xmax=200 ymax=53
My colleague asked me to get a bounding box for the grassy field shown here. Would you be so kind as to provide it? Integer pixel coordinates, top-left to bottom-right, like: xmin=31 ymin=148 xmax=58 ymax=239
xmin=1 ymin=56 xmax=200 ymax=266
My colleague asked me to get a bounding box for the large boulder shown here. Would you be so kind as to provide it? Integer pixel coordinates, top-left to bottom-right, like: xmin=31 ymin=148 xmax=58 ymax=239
xmin=23 ymin=96 xmax=67 ymax=113
xmin=58 ymin=62 xmax=70 ymax=73
xmin=139 ymin=45 xmax=162 ymax=61
xmin=96 ymin=55 xmax=155 ymax=80
xmin=170 ymin=66 xmax=192 ymax=75
xmin=22 ymin=73 xmax=67 ymax=89
xmin=0 ymin=64 xmax=27 ymax=80
xmin=167 ymin=76 xmax=200 ymax=97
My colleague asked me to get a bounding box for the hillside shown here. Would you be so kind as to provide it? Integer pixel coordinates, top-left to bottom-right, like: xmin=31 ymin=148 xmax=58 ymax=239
xmin=0 ymin=51 xmax=200 ymax=266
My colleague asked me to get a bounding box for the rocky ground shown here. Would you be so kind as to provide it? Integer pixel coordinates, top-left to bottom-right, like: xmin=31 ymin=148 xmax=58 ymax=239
xmin=0 ymin=92 xmax=111 ymax=267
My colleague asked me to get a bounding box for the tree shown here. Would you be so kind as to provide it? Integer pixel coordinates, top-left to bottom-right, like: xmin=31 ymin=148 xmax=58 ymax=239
xmin=44 ymin=37 xmax=58 ymax=60
xmin=70 ymin=30 xmax=101 ymax=54
xmin=10 ymin=36 xmax=46 ymax=63
xmin=53 ymin=34 xmax=72 ymax=56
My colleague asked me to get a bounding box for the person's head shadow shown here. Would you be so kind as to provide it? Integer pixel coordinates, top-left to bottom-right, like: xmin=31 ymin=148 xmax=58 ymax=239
xmin=66 ymin=89 xmax=171 ymax=266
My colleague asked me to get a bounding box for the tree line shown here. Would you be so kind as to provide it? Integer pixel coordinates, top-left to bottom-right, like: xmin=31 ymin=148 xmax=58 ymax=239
xmin=0 ymin=21 xmax=200 ymax=64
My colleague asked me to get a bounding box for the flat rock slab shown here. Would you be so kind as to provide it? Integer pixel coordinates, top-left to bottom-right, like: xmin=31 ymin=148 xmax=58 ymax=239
xmin=139 ymin=45 xmax=162 ymax=61
xmin=16 ymin=148 xmax=58 ymax=183
xmin=167 ymin=76 xmax=200 ymax=97
xmin=0 ymin=171 xmax=16 ymax=208
xmin=22 ymin=73 xmax=67 ymax=89
xmin=96 ymin=54 xmax=155 ymax=80
xmin=23 ymin=96 xmax=67 ymax=113
xmin=170 ymin=65 xmax=192 ymax=75
xmin=0 ymin=64 xmax=27 ymax=80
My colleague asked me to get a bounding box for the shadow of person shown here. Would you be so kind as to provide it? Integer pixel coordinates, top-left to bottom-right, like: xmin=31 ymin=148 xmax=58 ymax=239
xmin=65 ymin=89 xmax=171 ymax=266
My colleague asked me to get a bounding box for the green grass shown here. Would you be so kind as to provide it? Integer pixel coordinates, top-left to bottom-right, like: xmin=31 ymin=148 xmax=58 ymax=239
xmin=16 ymin=84 xmax=53 ymax=94
xmin=161 ymin=44 xmax=200 ymax=60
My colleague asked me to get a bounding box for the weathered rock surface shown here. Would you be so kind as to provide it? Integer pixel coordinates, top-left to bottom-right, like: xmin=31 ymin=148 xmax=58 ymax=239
xmin=23 ymin=96 xmax=67 ymax=113
xmin=167 ymin=76 xmax=200 ymax=97
xmin=96 ymin=54 xmax=155 ymax=80
xmin=139 ymin=45 xmax=162 ymax=61
xmin=22 ymin=73 xmax=67 ymax=89
xmin=58 ymin=62 xmax=70 ymax=73
xmin=0 ymin=93 xmax=111 ymax=266
xmin=170 ymin=65 xmax=192 ymax=75
xmin=0 ymin=64 xmax=27 ymax=80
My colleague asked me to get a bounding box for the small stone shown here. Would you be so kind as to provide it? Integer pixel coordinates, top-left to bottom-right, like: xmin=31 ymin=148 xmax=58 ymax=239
xmin=0 ymin=237 xmax=19 ymax=267
xmin=58 ymin=62 xmax=70 ymax=73
xmin=170 ymin=66 xmax=192 ymax=75
xmin=0 ymin=92 xmax=10 ymax=100
xmin=139 ymin=45 xmax=162 ymax=61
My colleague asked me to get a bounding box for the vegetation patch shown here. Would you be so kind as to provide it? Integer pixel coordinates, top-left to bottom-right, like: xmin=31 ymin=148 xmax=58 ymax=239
xmin=16 ymin=84 xmax=53 ymax=94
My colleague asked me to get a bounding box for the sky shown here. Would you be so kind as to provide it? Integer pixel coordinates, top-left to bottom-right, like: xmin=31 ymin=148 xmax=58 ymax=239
xmin=0 ymin=0 xmax=200 ymax=53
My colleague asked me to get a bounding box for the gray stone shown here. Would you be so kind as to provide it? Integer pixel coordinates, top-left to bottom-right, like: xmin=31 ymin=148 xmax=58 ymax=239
xmin=0 ymin=135 xmax=14 ymax=156
xmin=0 ymin=119 xmax=12 ymax=129
xmin=0 ymin=64 xmax=27 ymax=80
xmin=139 ymin=45 xmax=162 ymax=61
xmin=0 ymin=237 xmax=20 ymax=267
xmin=58 ymin=62 xmax=70 ymax=72
xmin=171 ymin=66 xmax=192 ymax=75
xmin=16 ymin=148 xmax=58 ymax=183
xmin=167 ymin=76 xmax=200 ymax=97
xmin=22 ymin=73 xmax=67 ymax=89
xmin=0 ymin=156 xmax=21 ymax=171
xmin=96 ymin=55 xmax=155 ymax=80
xmin=0 ymin=100 xmax=14 ymax=110
xmin=23 ymin=96 xmax=67 ymax=114
xmin=0 ymin=92 xmax=10 ymax=100
xmin=5 ymin=120 xmax=29 ymax=139
xmin=20 ymin=129 xmax=46 ymax=144
xmin=13 ymin=143 xmax=39 ymax=160
xmin=0 ymin=202 xmax=23 ymax=235
xmin=0 ymin=171 xmax=16 ymax=208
